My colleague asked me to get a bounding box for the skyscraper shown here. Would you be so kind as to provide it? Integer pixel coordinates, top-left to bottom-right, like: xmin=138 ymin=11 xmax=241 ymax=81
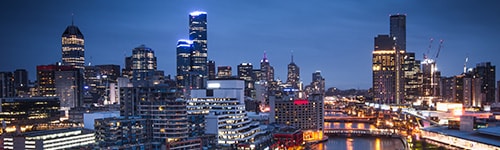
xmin=372 ymin=35 xmax=404 ymax=104
xmin=189 ymin=11 xmax=208 ymax=89
xmin=473 ymin=62 xmax=496 ymax=105
xmin=128 ymin=45 xmax=157 ymax=83
xmin=237 ymin=63 xmax=253 ymax=81
xmin=176 ymin=39 xmax=193 ymax=91
xmin=390 ymin=14 xmax=406 ymax=51
xmin=403 ymin=52 xmax=421 ymax=101
xmin=0 ymin=72 xmax=14 ymax=98
xmin=260 ymin=52 xmax=274 ymax=82
xmin=61 ymin=20 xmax=85 ymax=68
xmin=238 ymin=63 xmax=255 ymax=97
xmin=216 ymin=66 xmax=232 ymax=78
xmin=119 ymin=85 xmax=198 ymax=149
xmin=310 ymin=71 xmax=325 ymax=95
xmin=286 ymin=53 xmax=300 ymax=89
xmin=208 ymin=60 xmax=216 ymax=80
xmin=13 ymin=69 xmax=28 ymax=91
xmin=37 ymin=64 xmax=84 ymax=113
xmin=422 ymin=59 xmax=441 ymax=97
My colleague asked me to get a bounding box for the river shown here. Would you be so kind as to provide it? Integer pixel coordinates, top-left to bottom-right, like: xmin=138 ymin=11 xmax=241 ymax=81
xmin=309 ymin=122 xmax=406 ymax=150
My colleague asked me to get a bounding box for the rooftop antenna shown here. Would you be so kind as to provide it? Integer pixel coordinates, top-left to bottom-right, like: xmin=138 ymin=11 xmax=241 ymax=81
xmin=291 ymin=50 xmax=294 ymax=63
xmin=464 ymin=55 xmax=469 ymax=74
xmin=71 ymin=13 xmax=74 ymax=25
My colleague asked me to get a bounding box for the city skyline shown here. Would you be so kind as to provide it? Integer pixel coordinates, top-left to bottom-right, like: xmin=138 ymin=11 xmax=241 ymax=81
xmin=1 ymin=1 xmax=500 ymax=89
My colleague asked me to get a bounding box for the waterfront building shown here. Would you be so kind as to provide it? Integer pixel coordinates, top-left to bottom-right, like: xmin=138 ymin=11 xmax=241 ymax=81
xmin=269 ymin=89 xmax=324 ymax=142
xmin=372 ymin=35 xmax=405 ymax=104
xmin=403 ymin=52 xmax=421 ymax=101
xmin=390 ymin=14 xmax=406 ymax=51
xmin=421 ymin=59 xmax=441 ymax=97
xmin=472 ymin=62 xmax=496 ymax=105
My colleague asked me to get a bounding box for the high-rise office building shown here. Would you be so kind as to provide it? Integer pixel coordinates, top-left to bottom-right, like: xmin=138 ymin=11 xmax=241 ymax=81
xmin=286 ymin=53 xmax=300 ymax=89
xmin=61 ymin=21 xmax=85 ymax=68
xmin=188 ymin=80 xmax=261 ymax=147
xmin=441 ymin=76 xmax=455 ymax=102
xmin=13 ymin=69 xmax=28 ymax=95
xmin=238 ymin=63 xmax=253 ymax=81
xmin=119 ymin=85 xmax=197 ymax=149
xmin=176 ymin=39 xmax=193 ymax=92
xmin=208 ymin=60 xmax=216 ymax=80
xmin=260 ymin=52 xmax=274 ymax=82
xmin=216 ymin=66 xmax=232 ymax=78
xmin=37 ymin=64 xmax=84 ymax=112
xmin=497 ymin=80 xmax=499 ymax=103
xmin=0 ymin=72 xmax=14 ymax=98
xmin=238 ymin=63 xmax=255 ymax=97
xmin=94 ymin=117 xmax=147 ymax=149
xmin=96 ymin=64 xmax=121 ymax=82
xmin=270 ymin=91 xmax=324 ymax=142
xmin=310 ymin=71 xmax=325 ymax=95
xmin=473 ymin=62 xmax=496 ymax=105
xmin=0 ymin=97 xmax=61 ymax=126
xmin=422 ymin=59 xmax=441 ymax=97
xmin=127 ymin=45 xmax=157 ymax=83
xmin=403 ymin=52 xmax=421 ymax=101
xmin=372 ymin=35 xmax=404 ymax=104
xmin=189 ymin=11 xmax=208 ymax=89
xmin=55 ymin=67 xmax=84 ymax=111
xmin=122 ymin=56 xmax=133 ymax=79
xmin=2 ymin=128 xmax=95 ymax=149
xmin=390 ymin=14 xmax=406 ymax=51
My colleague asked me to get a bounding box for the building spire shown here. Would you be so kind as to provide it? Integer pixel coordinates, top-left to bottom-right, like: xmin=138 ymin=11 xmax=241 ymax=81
xmin=261 ymin=51 xmax=268 ymax=63
xmin=291 ymin=50 xmax=294 ymax=63
xmin=71 ymin=13 xmax=74 ymax=26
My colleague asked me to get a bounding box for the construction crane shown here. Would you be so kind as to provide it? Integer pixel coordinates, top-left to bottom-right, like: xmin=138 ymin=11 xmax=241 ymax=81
xmin=435 ymin=40 xmax=444 ymax=59
xmin=424 ymin=38 xmax=434 ymax=59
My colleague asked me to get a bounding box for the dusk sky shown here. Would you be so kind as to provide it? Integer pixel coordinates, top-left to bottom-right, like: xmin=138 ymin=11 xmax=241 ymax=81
xmin=1 ymin=1 xmax=499 ymax=89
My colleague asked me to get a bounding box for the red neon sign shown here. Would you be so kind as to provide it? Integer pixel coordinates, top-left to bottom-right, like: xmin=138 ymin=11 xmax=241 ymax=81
xmin=293 ymin=99 xmax=308 ymax=105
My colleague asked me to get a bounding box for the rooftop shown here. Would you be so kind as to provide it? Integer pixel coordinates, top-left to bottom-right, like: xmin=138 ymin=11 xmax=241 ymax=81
xmin=23 ymin=128 xmax=93 ymax=137
xmin=423 ymin=126 xmax=500 ymax=147
xmin=62 ymin=25 xmax=84 ymax=38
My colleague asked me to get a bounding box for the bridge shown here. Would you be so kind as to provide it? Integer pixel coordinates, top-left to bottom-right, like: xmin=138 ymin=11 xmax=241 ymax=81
xmin=324 ymin=128 xmax=397 ymax=137
xmin=401 ymin=109 xmax=439 ymax=126
xmin=324 ymin=116 xmax=376 ymax=123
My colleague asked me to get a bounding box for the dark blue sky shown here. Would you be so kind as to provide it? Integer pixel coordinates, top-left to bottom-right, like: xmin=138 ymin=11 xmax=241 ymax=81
xmin=1 ymin=1 xmax=499 ymax=89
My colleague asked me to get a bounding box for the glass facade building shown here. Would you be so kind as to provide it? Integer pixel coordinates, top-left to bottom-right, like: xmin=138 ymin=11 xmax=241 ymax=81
xmin=61 ymin=22 xmax=85 ymax=68
xmin=188 ymin=11 xmax=208 ymax=89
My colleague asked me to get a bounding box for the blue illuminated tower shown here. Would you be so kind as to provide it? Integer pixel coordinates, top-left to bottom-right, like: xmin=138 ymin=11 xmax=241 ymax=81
xmin=188 ymin=11 xmax=208 ymax=89
xmin=176 ymin=39 xmax=193 ymax=91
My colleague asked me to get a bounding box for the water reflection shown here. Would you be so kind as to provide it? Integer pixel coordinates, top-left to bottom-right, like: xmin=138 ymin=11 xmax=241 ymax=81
xmin=316 ymin=137 xmax=404 ymax=150
xmin=318 ymin=122 xmax=405 ymax=150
